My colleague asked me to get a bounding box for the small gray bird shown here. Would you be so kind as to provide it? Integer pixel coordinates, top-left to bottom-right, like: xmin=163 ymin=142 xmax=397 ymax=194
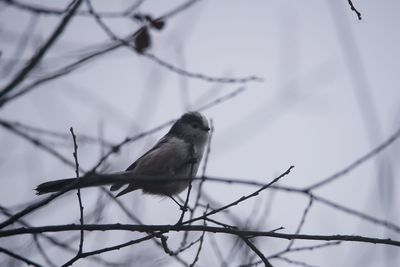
xmin=35 ymin=112 xmax=210 ymax=197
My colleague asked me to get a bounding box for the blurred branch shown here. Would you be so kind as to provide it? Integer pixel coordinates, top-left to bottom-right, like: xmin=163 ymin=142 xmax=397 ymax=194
xmin=306 ymin=125 xmax=400 ymax=190
xmin=245 ymin=241 xmax=342 ymax=266
xmin=143 ymin=52 xmax=263 ymax=84
xmin=90 ymin=86 xmax=247 ymax=173
xmin=288 ymin=241 xmax=342 ymax=253
xmin=200 ymin=177 xmax=400 ymax=234
xmin=240 ymin=236 xmax=272 ymax=267
xmin=0 ymin=246 xmax=42 ymax=267
xmin=176 ymin=158 xmax=195 ymax=225
xmin=65 ymin=232 xmax=158 ymax=262
xmin=0 ymin=41 xmax=122 ymax=106
xmin=0 ymin=119 xmax=80 ymax=169
xmin=209 ymin=233 xmax=228 ymax=267
xmin=0 ymin=178 xmax=87 ymax=229
xmin=0 ymin=0 xmax=199 ymax=107
xmin=272 ymin=256 xmax=317 ymax=267
xmin=1 ymin=12 xmax=39 ymax=78
xmin=32 ymin=234 xmax=58 ymax=267
xmin=1 ymin=0 xmax=144 ymax=17
xmin=0 ymin=0 xmax=83 ymax=102
xmin=286 ymin=196 xmax=314 ymax=250
xmin=0 ymin=118 xmax=113 ymax=147
xmin=84 ymin=0 xmax=263 ymax=84
xmin=189 ymin=213 xmax=207 ymax=267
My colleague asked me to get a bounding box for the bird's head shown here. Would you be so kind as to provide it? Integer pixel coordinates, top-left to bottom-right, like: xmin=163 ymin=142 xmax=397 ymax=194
xmin=168 ymin=112 xmax=210 ymax=145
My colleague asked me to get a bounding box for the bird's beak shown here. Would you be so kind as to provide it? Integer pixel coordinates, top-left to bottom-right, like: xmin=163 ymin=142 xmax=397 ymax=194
xmin=203 ymin=126 xmax=211 ymax=132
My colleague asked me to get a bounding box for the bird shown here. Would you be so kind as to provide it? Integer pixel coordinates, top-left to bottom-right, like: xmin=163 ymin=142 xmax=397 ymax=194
xmin=35 ymin=112 xmax=210 ymax=198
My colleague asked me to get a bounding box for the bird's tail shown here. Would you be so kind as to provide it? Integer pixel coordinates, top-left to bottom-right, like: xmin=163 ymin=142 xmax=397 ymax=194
xmin=35 ymin=178 xmax=79 ymax=195
xmin=35 ymin=172 xmax=129 ymax=195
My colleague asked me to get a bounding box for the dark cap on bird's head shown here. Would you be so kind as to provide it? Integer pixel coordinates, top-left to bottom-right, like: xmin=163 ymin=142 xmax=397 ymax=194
xmin=167 ymin=112 xmax=210 ymax=141
xmin=179 ymin=112 xmax=210 ymax=131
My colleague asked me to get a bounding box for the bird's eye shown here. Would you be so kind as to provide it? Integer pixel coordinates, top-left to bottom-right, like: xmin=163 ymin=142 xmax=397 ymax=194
xmin=192 ymin=123 xmax=198 ymax=129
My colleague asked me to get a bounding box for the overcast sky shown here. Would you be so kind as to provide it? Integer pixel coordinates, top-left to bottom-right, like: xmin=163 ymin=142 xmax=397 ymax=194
xmin=1 ymin=1 xmax=400 ymax=266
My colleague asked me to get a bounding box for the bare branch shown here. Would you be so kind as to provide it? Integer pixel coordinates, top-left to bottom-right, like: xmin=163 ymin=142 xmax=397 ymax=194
xmin=1 ymin=224 xmax=399 ymax=247
xmin=347 ymin=0 xmax=362 ymax=20
xmin=143 ymin=52 xmax=263 ymax=84
xmin=61 ymin=127 xmax=85 ymax=266
xmin=0 ymin=0 xmax=83 ymax=101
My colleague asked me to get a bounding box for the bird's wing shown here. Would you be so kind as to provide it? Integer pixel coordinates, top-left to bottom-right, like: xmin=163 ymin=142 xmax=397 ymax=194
xmin=113 ymin=136 xmax=194 ymax=197
xmin=125 ymin=137 xmax=169 ymax=171
xmin=110 ymin=137 xmax=170 ymax=191
xmin=110 ymin=136 xmax=191 ymax=192
xmin=133 ymin=136 xmax=192 ymax=176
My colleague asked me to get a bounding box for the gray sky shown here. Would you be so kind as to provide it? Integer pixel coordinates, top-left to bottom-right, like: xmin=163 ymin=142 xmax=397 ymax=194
xmin=0 ymin=0 xmax=399 ymax=266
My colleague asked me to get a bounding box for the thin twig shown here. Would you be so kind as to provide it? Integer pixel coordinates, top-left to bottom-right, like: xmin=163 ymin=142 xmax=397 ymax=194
xmin=143 ymin=52 xmax=263 ymax=84
xmin=61 ymin=127 xmax=85 ymax=266
xmin=347 ymin=0 xmax=362 ymax=20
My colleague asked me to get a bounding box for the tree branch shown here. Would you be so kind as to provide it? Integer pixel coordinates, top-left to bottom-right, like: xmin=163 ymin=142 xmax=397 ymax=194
xmin=1 ymin=224 xmax=399 ymax=247
xmin=347 ymin=0 xmax=362 ymax=20
xmin=61 ymin=127 xmax=85 ymax=267
xmin=0 ymin=0 xmax=83 ymax=101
